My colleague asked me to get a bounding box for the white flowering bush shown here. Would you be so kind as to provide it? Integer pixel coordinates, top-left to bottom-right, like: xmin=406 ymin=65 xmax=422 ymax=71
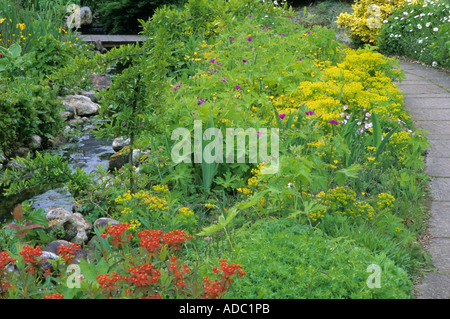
xmin=377 ymin=0 xmax=450 ymax=67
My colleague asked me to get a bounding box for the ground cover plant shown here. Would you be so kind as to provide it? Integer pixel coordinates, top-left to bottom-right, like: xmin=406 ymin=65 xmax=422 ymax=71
xmin=0 ymin=0 xmax=431 ymax=299
xmin=336 ymin=0 xmax=449 ymax=68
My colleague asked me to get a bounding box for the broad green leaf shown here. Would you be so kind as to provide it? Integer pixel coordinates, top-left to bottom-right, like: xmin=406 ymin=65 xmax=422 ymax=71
xmin=9 ymin=43 xmax=22 ymax=58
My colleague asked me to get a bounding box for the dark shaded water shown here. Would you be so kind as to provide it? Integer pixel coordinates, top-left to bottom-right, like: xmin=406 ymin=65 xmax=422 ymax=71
xmin=0 ymin=123 xmax=114 ymax=223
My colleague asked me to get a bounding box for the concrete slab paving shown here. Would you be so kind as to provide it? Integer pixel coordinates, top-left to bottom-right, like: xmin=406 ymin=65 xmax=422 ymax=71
xmin=399 ymin=61 xmax=450 ymax=299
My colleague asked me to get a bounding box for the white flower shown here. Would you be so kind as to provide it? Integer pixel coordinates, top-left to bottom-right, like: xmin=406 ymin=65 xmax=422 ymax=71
xmin=417 ymin=24 xmax=422 ymax=29
xmin=383 ymin=19 xmax=388 ymax=23
xmin=426 ymin=22 xmax=431 ymax=27
xmin=390 ymin=34 xmax=394 ymax=38
xmin=432 ymin=61 xmax=438 ymax=67
xmin=365 ymin=123 xmax=373 ymax=129
xmin=433 ymin=27 xmax=439 ymax=32
xmin=418 ymin=39 xmax=423 ymax=44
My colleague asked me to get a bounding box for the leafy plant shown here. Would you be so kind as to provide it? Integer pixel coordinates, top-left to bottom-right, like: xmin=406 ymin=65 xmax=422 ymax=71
xmin=3 ymin=204 xmax=45 ymax=242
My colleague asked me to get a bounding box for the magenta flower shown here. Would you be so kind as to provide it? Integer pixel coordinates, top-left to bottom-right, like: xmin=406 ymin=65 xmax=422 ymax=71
xmin=278 ymin=114 xmax=286 ymax=119
xmin=210 ymin=59 xmax=216 ymax=63
xmin=278 ymin=33 xmax=286 ymax=35
xmin=222 ymin=77 xmax=227 ymax=83
xmin=197 ymin=98 xmax=206 ymax=106
xmin=306 ymin=31 xmax=311 ymax=34
xmin=249 ymin=15 xmax=253 ymax=18
xmin=299 ymin=58 xmax=302 ymax=61
xmin=229 ymin=37 xmax=235 ymax=42
xmin=305 ymin=111 xmax=315 ymax=115
xmin=216 ymin=61 xmax=222 ymax=65
xmin=328 ymin=120 xmax=339 ymax=125
xmin=257 ymin=131 xmax=262 ymax=137
xmin=173 ymin=82 xmax=183 ymax=91
xmin=242 ymin=59 xmax=248 ymax=63
xmin=235 ymin=85 xmax=243 ymax=90
xmin=247 ymin=37 xmax=252 ymax=43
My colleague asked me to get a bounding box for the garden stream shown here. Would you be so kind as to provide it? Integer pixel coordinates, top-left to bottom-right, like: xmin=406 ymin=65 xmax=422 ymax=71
xmin=0 ymin=122 xmax=114 ymax=223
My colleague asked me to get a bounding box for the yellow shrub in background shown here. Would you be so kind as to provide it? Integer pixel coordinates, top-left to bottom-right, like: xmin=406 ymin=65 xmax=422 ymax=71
xmin=336 ymin=0 xmax=414 ymax=44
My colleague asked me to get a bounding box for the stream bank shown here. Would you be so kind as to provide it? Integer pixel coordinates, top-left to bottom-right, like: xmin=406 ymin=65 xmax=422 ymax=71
xmin=0 ymin=92 xmax=115 ymax=223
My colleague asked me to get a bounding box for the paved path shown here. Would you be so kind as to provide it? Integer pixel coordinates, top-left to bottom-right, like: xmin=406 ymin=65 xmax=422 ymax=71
xmin=397 ymin=61 xmax=450 ymax=299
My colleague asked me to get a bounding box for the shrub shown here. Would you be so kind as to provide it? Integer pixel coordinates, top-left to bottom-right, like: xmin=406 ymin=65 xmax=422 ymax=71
xmin=336 ymin=0 xmax=410 ymax=44
xmin=0 ymin=77 xmax=63 ymax=154
xmin=377 ymin=0 xmax=450 ymax=68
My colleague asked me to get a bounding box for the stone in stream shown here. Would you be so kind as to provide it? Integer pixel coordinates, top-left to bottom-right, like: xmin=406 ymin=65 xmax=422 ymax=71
xmin=108 ymin=147 xmax=147 ymax=171
xmin=61 ymin=95 xmax=100 ymax=117
xmin=93 ymin=217 xmax=120 ymax=230
xmin=41 ymin=239 xmax=89 ymax=270
xmin=46 ymin=207 xmax=93 ymax=245
xmin=112 ymin=137 xmax=130 ymax=152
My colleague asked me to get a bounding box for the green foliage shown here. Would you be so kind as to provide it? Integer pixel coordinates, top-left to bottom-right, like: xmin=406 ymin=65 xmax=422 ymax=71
xmin=0 ymin=0 xmax=77 ymax=54
xmin=223 ymin=218 xmax=414 ymax=298
xmin=94 ymin=0 xmax=188 ymax=34
xmin=0 ymin=77 xmax=63 ymax=154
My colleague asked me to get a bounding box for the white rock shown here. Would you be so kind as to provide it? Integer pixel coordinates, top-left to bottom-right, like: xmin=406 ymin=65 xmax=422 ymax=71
xmin=112 ymin=137 xmax=130 ymax=152
xmin=61 ymin=95 xmax=99 ymax=117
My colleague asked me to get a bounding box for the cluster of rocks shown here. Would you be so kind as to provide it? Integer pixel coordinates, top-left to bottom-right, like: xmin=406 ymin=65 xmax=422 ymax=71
xmin=4 ymin=207 xmax=122 ymax=276
xmin=40 ymin=207 xmax=121 ymax=270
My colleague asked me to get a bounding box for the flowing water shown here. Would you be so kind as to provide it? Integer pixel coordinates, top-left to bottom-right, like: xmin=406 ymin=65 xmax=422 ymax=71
xmin=0 ymin=122 xmax=114 ymax=223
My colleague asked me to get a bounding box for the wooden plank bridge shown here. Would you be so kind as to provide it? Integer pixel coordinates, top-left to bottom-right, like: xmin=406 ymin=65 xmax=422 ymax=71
xmin=80 ymin=34 xmax=146 ymax=49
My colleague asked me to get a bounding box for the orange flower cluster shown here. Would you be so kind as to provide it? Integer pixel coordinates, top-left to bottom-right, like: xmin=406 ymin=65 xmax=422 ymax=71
xmin=44 ymin=293 xmax=65 ymax=299
xmin=162 ymin=230 xmax=193 ymax=252
xmin=0 ymin=251 xmax=16 ymax=272
xmin=101 ymin=223 xmax=132 ymax=247
xmin=19 ymin=245 xmax=42 ymax=264
xmin=57 ymin=243 xmax=81 ymax=264
xmin=169 ymin=256 xmax=190 ymax=290
xmin=97 ymin=272 xmax=124 ymax=297
xmin=0 ymin=280 xmax=13 ymax=298
xmin=202 ymin=276 xmax=227 ymax=299
xmin=203 ymin=259 xmax=246 ymax=299
xmin=138 ymin=229 xmax=163 ymax=254
xmin=126 ymin=263 xmax=161 ymax=287
xmin=138 ymin=229 xmax=193 ymax=255
xmin=0 ymin=252 xmax=16 ymax=298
